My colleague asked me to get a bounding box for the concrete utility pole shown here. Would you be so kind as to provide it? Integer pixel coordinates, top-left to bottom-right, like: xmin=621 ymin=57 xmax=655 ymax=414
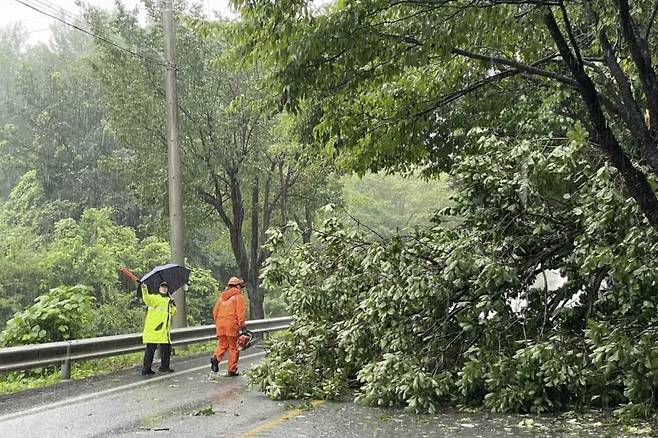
xmin=162 ymin=0 xmax=186 ymax=327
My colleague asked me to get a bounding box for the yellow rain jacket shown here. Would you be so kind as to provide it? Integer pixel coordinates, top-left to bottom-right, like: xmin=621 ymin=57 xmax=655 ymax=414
xmin=141 ymin=286 xmax=176 ymax=344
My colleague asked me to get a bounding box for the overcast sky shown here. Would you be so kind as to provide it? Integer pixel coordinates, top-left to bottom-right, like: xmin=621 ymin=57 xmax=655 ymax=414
xmin=2 ymin=0 xmax=234 ymax=44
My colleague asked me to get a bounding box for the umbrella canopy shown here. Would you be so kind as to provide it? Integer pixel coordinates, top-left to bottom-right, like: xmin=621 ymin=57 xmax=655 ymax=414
xmin=140 ymin=263 xmax=191 ymax=294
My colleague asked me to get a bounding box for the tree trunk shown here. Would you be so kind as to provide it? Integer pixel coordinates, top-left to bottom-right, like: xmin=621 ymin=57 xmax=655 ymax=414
xmin=302 ymin=204 xmax=313 ymax=244
xmin=279 ymin=162 xmax=289 ymax=226
xmin=248 ymin=277 xmax=265 ymax=320
xmin=248 ymin=175 xmax=265 ymax=319
xmin=586 ymin=267 xmax=609 ymax=321
xmin=543 ymin=8 xmax=658 ymax=232
xmin=200 ymin=162 xmax=297 ymax=321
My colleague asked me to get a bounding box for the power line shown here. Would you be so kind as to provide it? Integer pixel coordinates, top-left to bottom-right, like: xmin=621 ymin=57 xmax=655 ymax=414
xmin=30 ymin=0 xmax=164 ymax=66
xmin=31 ymin=0 xmax=85 ymax=25
xmin=15 ymin=0 xmax=164 ymax=65
xmin=12 ymin=0 xmax=166 ymax=67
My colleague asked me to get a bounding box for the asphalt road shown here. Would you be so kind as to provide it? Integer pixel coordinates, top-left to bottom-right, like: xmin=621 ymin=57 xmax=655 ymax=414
xmin=0 ymin=351 xmax=275 ymax=437
xmin=0 ymin=351 xmax=650 ymax=437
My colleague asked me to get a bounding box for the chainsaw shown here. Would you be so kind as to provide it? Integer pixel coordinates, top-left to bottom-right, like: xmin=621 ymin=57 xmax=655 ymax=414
xmin=237 ymin=329 xmax=254 ymax=351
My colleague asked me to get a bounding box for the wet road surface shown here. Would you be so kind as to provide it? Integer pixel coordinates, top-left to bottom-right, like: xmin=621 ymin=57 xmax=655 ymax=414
xmin=0 ymin=351 xmax=651 ymax=437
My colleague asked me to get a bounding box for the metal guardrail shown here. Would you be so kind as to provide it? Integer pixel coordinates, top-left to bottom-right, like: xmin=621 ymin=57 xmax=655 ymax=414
xmin=0 ymin=316 xmax=292 ymax=378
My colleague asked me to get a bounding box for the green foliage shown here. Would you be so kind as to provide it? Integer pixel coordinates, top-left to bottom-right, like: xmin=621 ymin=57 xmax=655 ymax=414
xmin=0 ymin=20 xmax=181 ymax=332
xmin=356 ymin=354 xmax=452 ymax=413
xmin=229 ymin=8 xmax=658 ymax=390
xmin=0 ymin=285 xmax=94 ymax=347
xmin=0 ymin=219 xmax=43 ymax=324
xmin=229 ymin=0 xmax=564 ymax=175
xmin=0 ymin=370 xmax=62 ymax=395
xmin=263 ymin=288 xmax=289 ymax=318
xmin=0 ymin=22 xmax=142 ymax=225
xmin=480 ymin=338 xmax=587 ymax=414
xmin=185 ymin=267 xmax=219 ymax=326
xmin=0 ymin=171 xmax=76 ymax=238
xmin=41 ymin=208 xmax=150 ymax=298
xmin=0 ymin=205 xmax=220 ymax=337
xmin=248 ymin=330 xmax=349 ymax=400
xmin=249 ymin=129 xmax=658 ymax=417
xmin=90 ymin=290 xmax=143 ymax=336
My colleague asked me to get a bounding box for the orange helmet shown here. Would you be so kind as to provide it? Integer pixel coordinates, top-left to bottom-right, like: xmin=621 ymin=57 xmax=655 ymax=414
xmin=227 ymin=277 xmax=243 ymax=286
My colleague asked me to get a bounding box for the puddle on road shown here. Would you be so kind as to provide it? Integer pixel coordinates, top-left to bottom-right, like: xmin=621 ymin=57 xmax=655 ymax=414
xmin=138 ymin=413 xmax=169 ymax=432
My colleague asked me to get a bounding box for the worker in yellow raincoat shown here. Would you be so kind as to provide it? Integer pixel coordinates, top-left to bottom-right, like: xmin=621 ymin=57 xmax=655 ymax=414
xmin=141 ymin=281 xmax=177 ymax=375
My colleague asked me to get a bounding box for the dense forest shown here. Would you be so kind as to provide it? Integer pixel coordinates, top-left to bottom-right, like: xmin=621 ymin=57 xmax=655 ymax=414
xmin=0 ymin=12 xmax=446 ymax=340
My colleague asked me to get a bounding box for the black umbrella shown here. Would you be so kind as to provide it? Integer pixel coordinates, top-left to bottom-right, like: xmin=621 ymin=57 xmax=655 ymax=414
xmin=140 ymin=263 xmax=191 ymax=294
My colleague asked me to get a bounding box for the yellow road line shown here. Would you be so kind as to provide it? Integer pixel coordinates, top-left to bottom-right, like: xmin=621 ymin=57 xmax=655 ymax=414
xmin=240 ymin=400 xmax=325 ymax=438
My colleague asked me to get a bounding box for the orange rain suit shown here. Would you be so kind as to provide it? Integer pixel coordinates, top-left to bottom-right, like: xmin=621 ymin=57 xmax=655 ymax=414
xmin=212 ymin=287 xmax=246 ymax=373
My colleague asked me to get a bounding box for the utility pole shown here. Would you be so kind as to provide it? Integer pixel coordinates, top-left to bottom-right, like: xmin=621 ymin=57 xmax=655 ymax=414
xmin=162 ymin=0 xmax=186 ymax=328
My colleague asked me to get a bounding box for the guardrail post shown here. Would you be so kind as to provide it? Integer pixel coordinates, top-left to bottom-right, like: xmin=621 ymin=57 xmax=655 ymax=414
xmin=61 ymin=342 xmax=71 ymax=380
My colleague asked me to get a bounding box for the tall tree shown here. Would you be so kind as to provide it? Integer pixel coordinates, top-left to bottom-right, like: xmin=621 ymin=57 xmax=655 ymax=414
xmin=0 ymin=24 xmax=29 ymax=197
xmin=0 ymin=22 xmax=140 ymax=227
xmin=88 ymin=2 xmax=337 ymax=318
xmin=233 ymin=0 xmax=658 ymax=233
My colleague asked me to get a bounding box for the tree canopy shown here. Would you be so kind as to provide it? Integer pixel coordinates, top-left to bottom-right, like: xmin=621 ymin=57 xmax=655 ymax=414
xmin=233 ymin=0 xmax=658 ymax=231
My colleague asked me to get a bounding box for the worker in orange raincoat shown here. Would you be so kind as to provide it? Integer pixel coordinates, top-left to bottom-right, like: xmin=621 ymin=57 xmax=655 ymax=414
xmin=210 ymin=276 xmax=246 ymax=376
